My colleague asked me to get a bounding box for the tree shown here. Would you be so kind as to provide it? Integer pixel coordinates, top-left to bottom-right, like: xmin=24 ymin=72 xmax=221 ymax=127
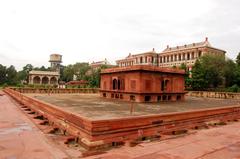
xmin=86 ymin=64 xmax=113 ymax=88
xmin=236 ymin=52 xmax=240 ymax=66
xmin=223 ymin=59 xmax=237 ymax=87
xmin=62 ymin=64 xmax=74 ymax=82
xmin=34 ymin=65 xmax=49 ymax=71
xmin=6 ymin=65 xmax=18 ymax=85
xmin=202 ymin=54 xmax=225 ymax=88
xmin=191 ymin=54 xmax=226 ymax=90
xmin=191 ymin=59 xmax=207 ymax=90
xmin=179 ymin=63 xmax=191 ymax=87
xmin=17 ymin=64 xmax=33 ymax=82
xmin=0 ymin=64 xmax=7 ymax=85
xmin=73 ymin=63 xmax=91 ymax=80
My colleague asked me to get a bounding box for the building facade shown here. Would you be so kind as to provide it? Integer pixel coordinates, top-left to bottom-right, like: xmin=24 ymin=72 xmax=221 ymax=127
xmin=100 ymin=65 xmax=186 ymax=102
xmin=116 ymin=49 xmax=158 ymax=67
xmin=90 ymin=58 xmax=113 ymax=70
xmin=116 ymin=38 xmax=226 ymax=71
xmin=28 ymin=54 xmax=62 ymax=85
xmin=28 ymin=71 xmax=59 ymax=85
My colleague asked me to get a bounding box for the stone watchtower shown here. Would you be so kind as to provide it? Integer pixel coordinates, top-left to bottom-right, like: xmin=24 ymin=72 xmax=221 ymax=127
xmin=49 ymin=54 xmax=62 ymax=72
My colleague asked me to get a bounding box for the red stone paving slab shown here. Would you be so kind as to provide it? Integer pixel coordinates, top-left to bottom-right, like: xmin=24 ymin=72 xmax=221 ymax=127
xmin=0 ymin=91 xmax=74 ymax=159
xmin=87 ymin=122 xmax=240 ymax=159
xmin=3 ymin=89 xmax=240 ymax=159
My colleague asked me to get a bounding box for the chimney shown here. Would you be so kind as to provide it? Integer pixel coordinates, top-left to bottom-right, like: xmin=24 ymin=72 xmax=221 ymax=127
xmin=152 ymin=48 xmax=155 ymax=52
xmin=167 ymin=45 xmax=169 ymax=49
xmin=205 ymin=37 xmax=208 ymax=41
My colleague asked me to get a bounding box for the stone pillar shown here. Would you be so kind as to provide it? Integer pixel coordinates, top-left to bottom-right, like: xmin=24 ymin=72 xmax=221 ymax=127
xmin=48 ymin=77 xmax=50 ymax=84
xmin=40 ymin=76 xmax=43 ymax=84
xmin=29 ymin=75 xmax=32 ymax=84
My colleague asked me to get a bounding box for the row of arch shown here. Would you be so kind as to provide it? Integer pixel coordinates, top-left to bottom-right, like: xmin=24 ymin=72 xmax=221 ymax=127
xmin=32 ymin=76 xmax=58 ymax=85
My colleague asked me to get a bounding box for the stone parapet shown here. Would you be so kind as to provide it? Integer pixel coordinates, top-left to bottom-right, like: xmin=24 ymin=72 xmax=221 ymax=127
xmin=187 ymin=91 xmax=240 ymax=99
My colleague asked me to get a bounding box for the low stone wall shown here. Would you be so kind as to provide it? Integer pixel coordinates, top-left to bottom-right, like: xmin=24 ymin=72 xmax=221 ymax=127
xmin=10 ymin=87 xmax=99 ymax=94
xmin=4 ymin=87 xmax=240 ymax=150
xmin=187 ymin=91 xmax=240 ymax=99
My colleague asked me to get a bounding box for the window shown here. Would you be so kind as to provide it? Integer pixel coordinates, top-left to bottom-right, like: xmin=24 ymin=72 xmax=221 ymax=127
xmin=192 ymin=52 xmax=194 ymax=59
xmin=157 ymin=96 xmax=162 ymax=102
xmin=120 ymin=79 xmax=125 ymax=90
xmin=163 ymin=95 xmax=167 ymax=101
xmin=144 ymin=96 xmax=151 ymax=102
xmin=130 ymin=80 xmax=136 ymax=90
xmin=165 ymin=80 xmax=169 ymax=91
xmin=118 ymin=80 xmax=121 ymax=90
xmin=130 ymin=95 xmax=135 ymax=101
xmin=112 ymin=79 xmax=117 ymax=90
xmin=168 ymin=95 xmax=172 ymax=100
xmin=177 ymin=95 xmax=181 ymax=100
xmin=145 ymin=80 xmax=152 ymax=91
xmin=161 ymin=81 xmax=165 ymax=91
xmin=198 ymin=51 xmax=202 ymax=57
xmin=161 ymin=80 xmax=169 ymax=91
xmin=103 ymin=93 xmax=106 ymax=97
xmin=103 ymin=81 xmax=106 ymax=89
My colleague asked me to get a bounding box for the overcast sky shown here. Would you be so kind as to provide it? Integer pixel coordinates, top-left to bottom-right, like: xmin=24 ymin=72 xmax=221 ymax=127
xmin=0 ymin=0 xmax=240 ymax=70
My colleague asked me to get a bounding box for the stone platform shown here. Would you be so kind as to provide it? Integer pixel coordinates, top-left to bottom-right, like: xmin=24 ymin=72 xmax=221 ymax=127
xmin=4 ymin=88 xmax=240 ymax=151
xmin=27 ymin=93 xmax=240 ymax=120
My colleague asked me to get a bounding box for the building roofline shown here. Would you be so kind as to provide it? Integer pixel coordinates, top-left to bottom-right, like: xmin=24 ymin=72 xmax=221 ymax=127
xmin=101 ymin=65 xmax=185 ymax=74
xmin=159 ymin=45 xmax=226 ymax=55
xmin=29 ymin=70 xmax=60 ymax=76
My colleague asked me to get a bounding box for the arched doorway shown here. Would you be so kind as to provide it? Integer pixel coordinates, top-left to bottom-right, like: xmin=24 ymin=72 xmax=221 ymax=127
xmin=50 ymin=77 xmax=57 ymax=85
xmin=112 ymin=79 xmax=117 ymax=90
xmin=33 ymin=76 xmax=41 ymax=84
xmin=42 ymin=76 xmax=49 ymax=84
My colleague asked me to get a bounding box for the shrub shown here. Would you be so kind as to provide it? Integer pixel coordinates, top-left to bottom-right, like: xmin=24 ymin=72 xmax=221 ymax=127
xmin=227 ymin=84 xmax=240 ymax=92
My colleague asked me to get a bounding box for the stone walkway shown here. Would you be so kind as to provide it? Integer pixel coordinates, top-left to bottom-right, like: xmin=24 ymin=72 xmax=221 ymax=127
xmin=88 ymin=122 xmax=240 ymax=159
xmin=0 ymin=91 xmax=73 ymax=159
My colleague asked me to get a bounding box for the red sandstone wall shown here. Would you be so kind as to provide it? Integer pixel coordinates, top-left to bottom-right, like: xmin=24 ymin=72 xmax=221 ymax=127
xmin=101 ymin=71 xmax=185 ymax=93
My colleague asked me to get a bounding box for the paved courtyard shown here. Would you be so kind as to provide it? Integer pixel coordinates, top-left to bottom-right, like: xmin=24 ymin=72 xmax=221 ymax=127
xmin=2 ymin=91 xmax=240 ymax=158
xmin=28 ymin=93 xmax=240 ymax=120
xmin=87 ymin=121 xmax=240 ymax=159
xmin=0 ymin=91 xmax=80 ymax=159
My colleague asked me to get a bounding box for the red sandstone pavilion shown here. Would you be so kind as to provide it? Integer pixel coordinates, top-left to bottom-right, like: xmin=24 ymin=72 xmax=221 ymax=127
xmin=100 ymin=65 xmax=186 ymax=102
